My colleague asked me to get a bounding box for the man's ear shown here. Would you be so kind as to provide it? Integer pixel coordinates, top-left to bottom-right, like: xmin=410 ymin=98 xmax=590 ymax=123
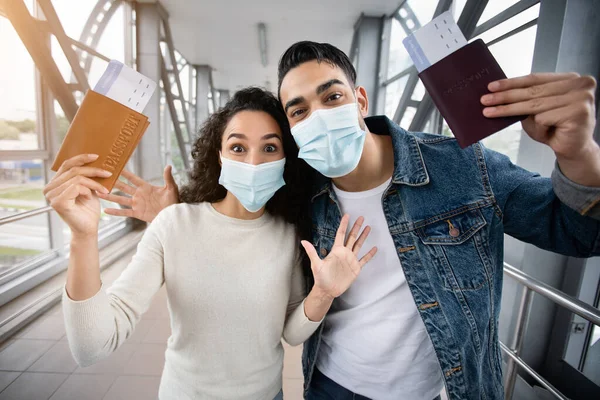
xmin=355 ymin=86 xmax=369 ymax=118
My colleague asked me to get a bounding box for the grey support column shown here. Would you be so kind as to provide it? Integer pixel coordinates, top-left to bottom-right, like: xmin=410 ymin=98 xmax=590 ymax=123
xmin=134 ymin=2 xmax=163 ymax=181
xmin=194 ymin=65 xmax=211 ymax=127
xmin=353 ymin=15 xmax=384 ymax=115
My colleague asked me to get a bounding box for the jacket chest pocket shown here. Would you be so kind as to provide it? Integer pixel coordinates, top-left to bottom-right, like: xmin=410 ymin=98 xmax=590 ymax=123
xmin=416 ymin=208 xmax=489 ymax=291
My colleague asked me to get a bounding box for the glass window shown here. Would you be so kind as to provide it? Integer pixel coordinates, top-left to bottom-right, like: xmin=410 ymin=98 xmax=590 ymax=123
xmin=384 ymin=75 xmax=409 ymax=120
xmin=478 ymin=0 xmax=523 ymax=26
xmin=87 ymin=57 xmax=110 ymax=96
xmin=400 ymin=107 xmax=417 ymax=130
xmin=475 ymin=3 xmax=540 ymax=44
xmin=52 ymin=0 xmax=100 ymax=40
xmin=411 ymin=80 xmax=426 ymax=101
xmin=51 ymin=0 xmax=123 ymax=90
xmin=387 ymin=0 xmax=438 ymax=80
xmin=386 ymin=18 xmax=410 ymax=80
xmin=51 ymin=36 xmax=74 ymax=85
xmin=180 ymin=64 xmax=191 ymax=103
xmin=480 ymin=24 xmax=537 ymax=163
xmin=0 ymin=18 xmax=40 ymax=150
xmin=487 ymin=25 xmax=537 ymax=79
xmin=402 ymin=0 xmax=438 ymax=28
xmin=0 ymin=158 xmax=50 ymax=274
xmin=441 ymin=119 xmax=453 ymax=137
xmin=95 ymin=3 xmax=125 ymax=62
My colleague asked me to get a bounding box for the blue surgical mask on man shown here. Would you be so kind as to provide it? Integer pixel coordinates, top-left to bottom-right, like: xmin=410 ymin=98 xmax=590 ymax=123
xmin=218 ymin=154 xmax=286 ymax=212
xmin=290 ymin=103 xmax=366 ymax=178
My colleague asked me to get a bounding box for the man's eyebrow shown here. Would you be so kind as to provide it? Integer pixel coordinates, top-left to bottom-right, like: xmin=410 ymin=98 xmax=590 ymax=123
xmin=284 ymin=97 xmax=304 ymax=113
xmin=316 ymin=79 xmax=345 ymax=95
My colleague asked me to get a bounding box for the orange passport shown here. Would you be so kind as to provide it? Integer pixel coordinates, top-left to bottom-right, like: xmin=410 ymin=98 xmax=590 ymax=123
xmin=51 ymin=90 xmax=150 ymax=191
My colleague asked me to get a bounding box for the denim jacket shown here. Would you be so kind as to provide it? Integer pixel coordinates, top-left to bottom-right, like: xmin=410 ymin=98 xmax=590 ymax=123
xmin=302 ymin=116 xmax=600 ymax=399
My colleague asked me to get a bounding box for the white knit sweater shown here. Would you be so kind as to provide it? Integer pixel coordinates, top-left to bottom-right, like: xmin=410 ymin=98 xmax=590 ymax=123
xmin=62 ymin=202 xmax=320 ymax=400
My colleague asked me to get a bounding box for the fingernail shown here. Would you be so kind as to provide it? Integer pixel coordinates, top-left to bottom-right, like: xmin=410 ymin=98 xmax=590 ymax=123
xmin=483 ymin=107 xmax=496 ymax=116
xmin=88 ymin=154 xmax=99 ymax=159
xmin=102 ymin=187 xmax=109 ymax=194
xmin=489 ymin=81 xmax=500 ymax=91
xmin=481 ymin=94 xmax=492 ymax=104
xmin=101 ymin=170 xmax=113 ymax=176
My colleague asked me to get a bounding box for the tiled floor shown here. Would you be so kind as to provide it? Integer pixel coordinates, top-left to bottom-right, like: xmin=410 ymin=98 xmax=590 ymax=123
xmin=0 ymin=287 xmax=304 ymax=400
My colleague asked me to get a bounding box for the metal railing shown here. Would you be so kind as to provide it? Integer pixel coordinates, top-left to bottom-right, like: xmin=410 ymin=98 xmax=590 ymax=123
xmin=0 ymin=170 xmax=189 ymax=227
xmin=501 ymin=262 xmax=600 ymax=400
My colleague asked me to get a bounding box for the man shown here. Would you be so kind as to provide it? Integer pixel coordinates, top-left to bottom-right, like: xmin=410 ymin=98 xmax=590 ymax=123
xmin=102 ymin=41 xmax=599 ymax=399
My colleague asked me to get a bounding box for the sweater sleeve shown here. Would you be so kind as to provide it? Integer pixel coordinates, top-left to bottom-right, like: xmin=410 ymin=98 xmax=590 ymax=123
xmin=282 ymin=253 xmax=322 ymax=346
xmin=62 ymin=210 xmax=169 ymax=367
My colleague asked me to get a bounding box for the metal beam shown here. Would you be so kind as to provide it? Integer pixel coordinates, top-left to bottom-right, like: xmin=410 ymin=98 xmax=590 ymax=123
xmin=0 ymin=150 xmax=49 ymax=161
xmin=161 ymin=17 xmax=192 ymax=142
xmin=1 ymin=0 xmax=78 ymax=120
xmin=69 ymin=37 xmax=111 ymax=62
xmin=37 ymin=0 xmax=90 ymax=92
xmin=160 ymin=52 xmax=190 ymax=170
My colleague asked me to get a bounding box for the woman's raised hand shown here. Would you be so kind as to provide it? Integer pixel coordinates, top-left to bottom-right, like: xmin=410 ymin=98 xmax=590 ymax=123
xmin=43 ymin=154 xmax=111 ymax=237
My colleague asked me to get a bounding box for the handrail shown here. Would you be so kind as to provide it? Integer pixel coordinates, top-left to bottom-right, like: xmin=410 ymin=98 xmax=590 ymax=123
xmin=503 ymin=263 xmax=600 ymax=326
xmin=499 ymin=342 xmax=568 ymax=400
xmin=0 ymin=169 xmax=190 ymax=227
xmin=0 ymin=206 xmax=53 ymax=227
xmin=501 ymin=263 xmax=600 ymax=400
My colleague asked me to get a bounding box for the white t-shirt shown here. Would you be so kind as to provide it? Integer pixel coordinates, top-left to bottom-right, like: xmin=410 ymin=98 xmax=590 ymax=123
xmin=316 ymin=178 xmax=444 ymax=400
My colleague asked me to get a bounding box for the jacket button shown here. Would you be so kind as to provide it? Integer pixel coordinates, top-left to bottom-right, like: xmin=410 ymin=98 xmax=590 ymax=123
xmin=320 ymin=248 xmax=328 ymax=257
xmin=450 ymin=228 xmax=460 ymax=237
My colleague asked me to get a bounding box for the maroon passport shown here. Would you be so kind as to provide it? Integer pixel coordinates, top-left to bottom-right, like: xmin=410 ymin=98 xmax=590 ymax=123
xmin=418 ymin=39 xmax=526 ymax=148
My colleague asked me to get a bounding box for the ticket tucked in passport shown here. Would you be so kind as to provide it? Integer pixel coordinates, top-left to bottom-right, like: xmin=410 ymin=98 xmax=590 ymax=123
xmin=403 ymin=11 xmax=525 ymax=148
xmin=51 ymin=61 xmax=156 ymax=191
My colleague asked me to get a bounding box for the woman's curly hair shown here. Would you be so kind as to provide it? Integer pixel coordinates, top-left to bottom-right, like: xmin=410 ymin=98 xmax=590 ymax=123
xmin=179 ymin=87 xmax=314 ymax=265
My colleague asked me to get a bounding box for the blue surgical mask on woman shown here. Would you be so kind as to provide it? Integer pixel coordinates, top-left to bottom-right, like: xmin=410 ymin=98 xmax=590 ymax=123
xmin=218 ymin=154 xmax=286 ymax=212
xmin=290 ymin=103 xmax=366 ymax=178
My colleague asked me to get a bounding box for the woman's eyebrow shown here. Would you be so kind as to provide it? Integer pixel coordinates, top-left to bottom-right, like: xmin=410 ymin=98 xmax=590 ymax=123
xmin=227 ymin=133 xmax=247 ymax=140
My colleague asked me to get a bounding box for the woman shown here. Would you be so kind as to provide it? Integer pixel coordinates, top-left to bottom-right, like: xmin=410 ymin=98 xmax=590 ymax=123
xmin=44 ymin=87 xmax=377 ymax=400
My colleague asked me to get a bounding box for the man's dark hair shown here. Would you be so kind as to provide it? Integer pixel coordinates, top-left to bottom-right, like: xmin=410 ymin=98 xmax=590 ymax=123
xmin=277 ymin=41 xmax=357 ymax=97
